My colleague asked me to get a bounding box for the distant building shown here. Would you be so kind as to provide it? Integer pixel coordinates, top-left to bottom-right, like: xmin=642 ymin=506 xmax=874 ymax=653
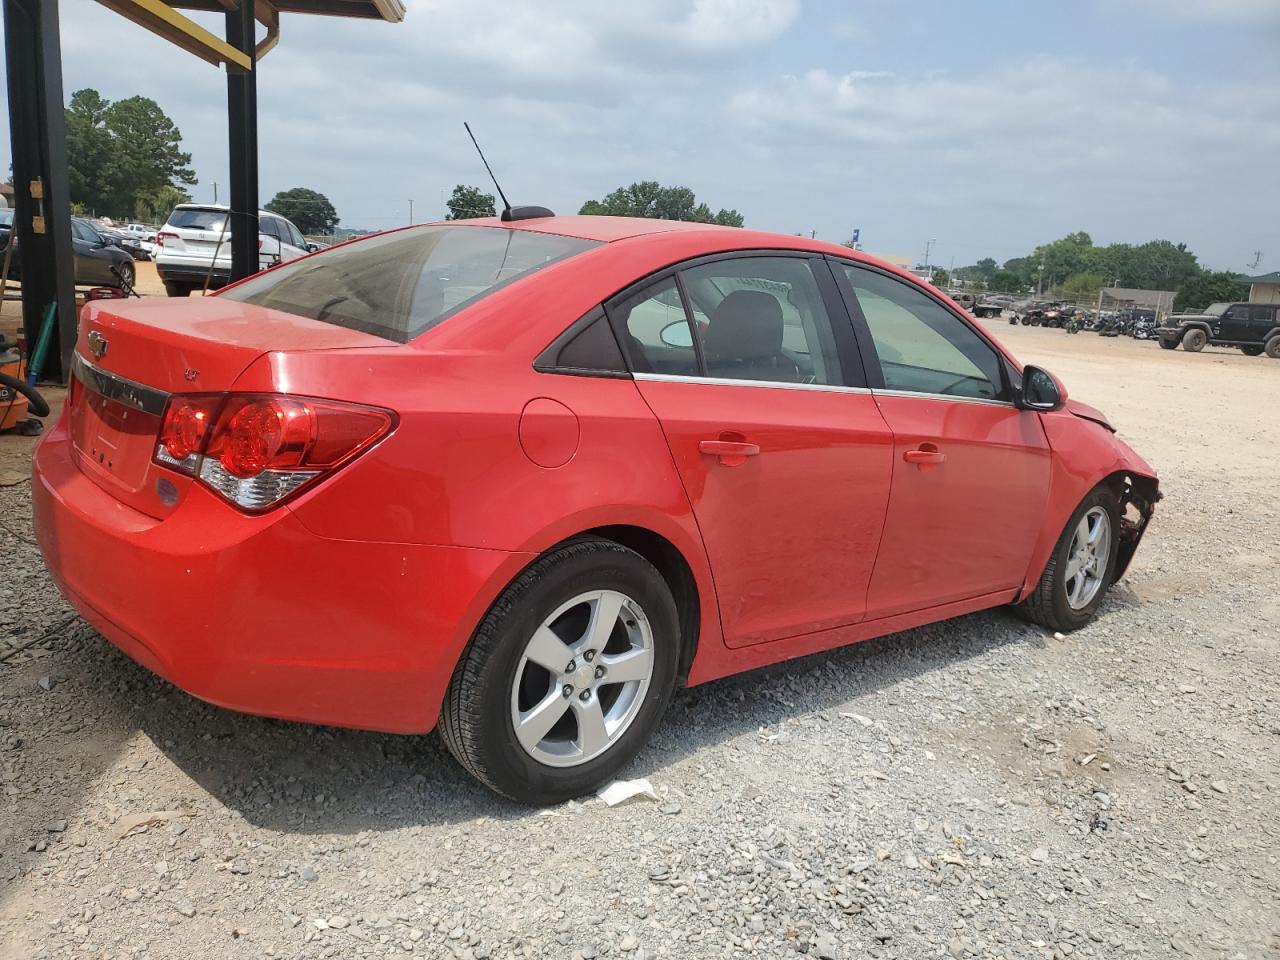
xmin=862 ymin=251 xmax=912 ymax=270
xmin=1246 ymin=272 xmax=1280 ymax=305
xmin=1100 ymin=287 xmax=1176 ymax=317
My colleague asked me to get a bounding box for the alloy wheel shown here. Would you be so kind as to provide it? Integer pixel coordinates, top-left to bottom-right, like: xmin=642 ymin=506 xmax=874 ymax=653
xmin=509 ymin=590 xmax=654 ymax=768
xmin=1063 ymin=506 xmax=1111 ymax=610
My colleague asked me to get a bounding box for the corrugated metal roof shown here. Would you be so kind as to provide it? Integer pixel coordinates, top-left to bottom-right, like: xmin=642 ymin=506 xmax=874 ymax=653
xmin=1247 ymin=272 xmax=1280 ymax=284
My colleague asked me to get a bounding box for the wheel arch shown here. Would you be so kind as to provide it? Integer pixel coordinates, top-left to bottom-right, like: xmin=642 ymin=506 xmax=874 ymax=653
xmin=1021 ymin=414 xmax=1160 ymax=598
xmin=561 ymin=524 xmax=703 ymax=684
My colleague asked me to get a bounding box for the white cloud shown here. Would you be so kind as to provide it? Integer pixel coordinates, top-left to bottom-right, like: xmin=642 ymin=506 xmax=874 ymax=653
xmin=725 ymin=56 xmax=1279 ymax=264
xmin=1131 ymin=0 xmax=1280 ymax=19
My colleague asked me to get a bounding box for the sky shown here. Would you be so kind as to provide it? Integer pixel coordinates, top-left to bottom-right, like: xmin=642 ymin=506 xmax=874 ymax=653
xmin=2 ymin=0 xmax=1278 ymax=272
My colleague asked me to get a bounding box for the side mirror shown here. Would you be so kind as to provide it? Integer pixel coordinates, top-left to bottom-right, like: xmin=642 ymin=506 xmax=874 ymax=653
xmin=306 ymin=242 xmax=320 ymax=253
xmin=1016 ymin=364 xmax=1066 ymax=412
xmin=660 ymin=321 xmax=694 ymax=348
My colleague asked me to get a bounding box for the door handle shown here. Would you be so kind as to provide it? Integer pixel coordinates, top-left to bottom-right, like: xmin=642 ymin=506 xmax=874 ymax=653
xmin=903 ymin=444 xmax=946 ymax=467
xmin=699 ymin=438 xmax=759 ymax=467
xmin=699 ymin=440 xmax=760 ymax=457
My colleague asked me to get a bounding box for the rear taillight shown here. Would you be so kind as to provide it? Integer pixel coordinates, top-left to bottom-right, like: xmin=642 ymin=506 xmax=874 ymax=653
xmin=153 ymin=393 xmax=393 ymax=511
xmin=155 ymin=230 xmax=178 ymax=247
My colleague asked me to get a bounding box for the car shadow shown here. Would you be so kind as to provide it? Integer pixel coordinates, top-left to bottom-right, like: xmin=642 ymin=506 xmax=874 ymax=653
xmin=44 ymin=598 xmax=1093 ymax=835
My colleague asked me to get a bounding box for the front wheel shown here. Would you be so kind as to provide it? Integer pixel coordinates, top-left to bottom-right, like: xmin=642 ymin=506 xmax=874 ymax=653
xmin=1015 ymin=486 xmax=1120 ymax=632
xmin=1158 ymin=338 xmax=1177 ymax=350
xmin=1181 ymin=328 xmax=1208 ymax=352
xmin=439 ymin=539 xmax=680 ymax=804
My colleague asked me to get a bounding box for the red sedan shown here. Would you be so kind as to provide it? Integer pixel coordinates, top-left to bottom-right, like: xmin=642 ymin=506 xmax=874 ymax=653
xmin=33 ymin=216 xmax=1158 ymax=803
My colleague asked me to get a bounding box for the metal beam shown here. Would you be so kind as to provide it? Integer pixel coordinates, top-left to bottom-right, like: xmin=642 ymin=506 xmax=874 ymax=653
xmin=170 ymin=0 xmax=403 ymax=20
xmin=3 ymin=0 xmax=77 ymax=382
xmin=225 ymin=0 xmax=259 ymax=282
xmin=93 ymin=0 xmax=252 ymax=70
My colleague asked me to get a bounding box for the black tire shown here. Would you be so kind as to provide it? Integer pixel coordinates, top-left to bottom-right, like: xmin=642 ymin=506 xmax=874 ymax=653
xmin=439 ymin=538 xmax=680 ymax=804
xmin=1265 ymin=335 xmax=1280 ymax=360
xmin=112 ymin=260 xmax=135 ymax=294
xmin=1241 ymin=345 xmax=1264 ymax=357
xmin=1015 ymin=485 xmax=1121 ymax=633
xmin=163 ymin=280 xmax=191 ymax=298
xmin=1181 ymin=328 xmax=1207 ymax=352
xmin=1158 ymin=338 xmax=1177 ymax=350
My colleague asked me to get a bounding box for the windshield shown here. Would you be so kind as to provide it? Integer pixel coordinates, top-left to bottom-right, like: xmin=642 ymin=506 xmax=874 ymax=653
xmin=1204 ymin=302 xmax=1229 ymax=317
xmin=221 ymin=225 xmax=601 ymax=342
xmin=0 ymin=209 xmax=13 ymax=227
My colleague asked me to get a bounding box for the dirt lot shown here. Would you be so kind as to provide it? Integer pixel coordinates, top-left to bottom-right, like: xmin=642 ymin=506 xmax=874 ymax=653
xmin=1 ymin=321 xmax=1277 ymax=960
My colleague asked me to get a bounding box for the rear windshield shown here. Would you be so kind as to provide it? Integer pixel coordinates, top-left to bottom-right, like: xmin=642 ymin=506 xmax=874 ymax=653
xmin=168 ymin=208 xmax=228 ymax=231
xmin=220 ymin=225 xmax=600 ymax=342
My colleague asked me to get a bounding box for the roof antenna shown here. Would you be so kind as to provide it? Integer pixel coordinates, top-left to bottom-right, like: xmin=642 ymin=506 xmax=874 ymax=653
xmin=463 ymin=122 xmax=554 ymax=222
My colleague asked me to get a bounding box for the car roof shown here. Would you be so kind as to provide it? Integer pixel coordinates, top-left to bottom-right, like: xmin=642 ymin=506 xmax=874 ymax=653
xmin=441 ymin=214 xmax=892 ymax=266
xmin=455 ymin=214 xmax=736 ymax=243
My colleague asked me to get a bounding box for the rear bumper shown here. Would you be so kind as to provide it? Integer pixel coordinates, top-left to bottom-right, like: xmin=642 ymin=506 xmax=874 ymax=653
xmin=154 ymin=259 xmax=230 ymax=288
xmin=32 ymin=418 xmax=532 ymax=734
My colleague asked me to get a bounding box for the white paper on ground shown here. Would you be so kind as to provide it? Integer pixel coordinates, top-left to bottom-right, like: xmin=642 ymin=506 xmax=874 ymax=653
xmin=596 ymin=778 xmax=658 ymax=806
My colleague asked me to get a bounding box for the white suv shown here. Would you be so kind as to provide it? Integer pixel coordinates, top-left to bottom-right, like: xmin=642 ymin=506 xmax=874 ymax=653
xmin=154 ymin=203 xmax=313 ymax=297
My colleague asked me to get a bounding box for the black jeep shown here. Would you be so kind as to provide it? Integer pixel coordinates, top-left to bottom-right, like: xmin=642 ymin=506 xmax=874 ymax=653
xmin=1155 ymin=302 xmax=1280 ymax=358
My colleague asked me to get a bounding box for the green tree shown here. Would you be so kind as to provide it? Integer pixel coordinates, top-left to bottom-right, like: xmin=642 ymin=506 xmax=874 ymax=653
xmin=579 ymin=181 xmax=742 ymax=226
xmin=65 ymin=89 xmax=117 ymax=215
xmin=445 ymin=184 xmax=497 ymax=220
xmin=135 ymin=184 xmax=191 ymax=225
xmin=1172 ymin=271 xmax=1249 ymax=313
xmin=265 ymin=187 xmax=339 ymax=234
xmin=931 ymin=268 xmax=950 ymax=286
xmin=64 ymin=88 xmax=196 ymax=218
xmin=988 ymin=270 xmax=1023 ymax=294
xmin=1056 ymin=271 xmax=1106 ymax=301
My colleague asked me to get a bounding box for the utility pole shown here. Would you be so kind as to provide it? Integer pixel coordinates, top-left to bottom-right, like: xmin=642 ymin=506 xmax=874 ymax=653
xmin=924 ymin=238 xmax=937 ymax=273
xmin=408 ymin=199 xmax=415 ymax=225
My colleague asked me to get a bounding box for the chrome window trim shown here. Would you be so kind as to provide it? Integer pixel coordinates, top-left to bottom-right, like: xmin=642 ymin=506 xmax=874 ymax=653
xmin=871 ymin=388 xmax=1014 ymax=408
xmin=632 ymin=372 xmax=1016 ymax=407
xmin=633 ymin=372 xmax=871 ymax=396
xmin=72 ymin=353 xmax=170 ymax=416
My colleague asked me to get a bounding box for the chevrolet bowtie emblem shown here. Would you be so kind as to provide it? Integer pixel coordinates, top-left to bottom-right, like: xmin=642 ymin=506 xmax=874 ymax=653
xmin=87 ymin=330 xmax=108 ymax=360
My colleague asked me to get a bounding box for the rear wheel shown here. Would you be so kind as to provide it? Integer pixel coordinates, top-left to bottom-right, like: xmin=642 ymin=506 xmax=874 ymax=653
xmin=1241 ymin=345 xmax=1264 ymax=357
xmin=439 ymin=538 xmax=679 ymax=804
xmin=1181 ymin=328 xmax=1208 ymax=352
xmin=163 ymin=280 xmax=192 ymax=298
xmin=1265 ymin=335 xmax=1280 ymax=360
xmin=1015 ymin=486 xmax=1120 ymax=633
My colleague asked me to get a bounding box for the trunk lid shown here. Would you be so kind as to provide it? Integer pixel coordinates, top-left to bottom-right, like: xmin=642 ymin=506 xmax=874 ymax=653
xmin=70 ymin=297 xmax=393 ymax=518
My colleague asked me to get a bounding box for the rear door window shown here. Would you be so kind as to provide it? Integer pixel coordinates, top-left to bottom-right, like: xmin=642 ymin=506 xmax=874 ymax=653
xmin=221 ymin=225 xmax=600 ymax=342
xmin=678 ymin=256 xmax=843 ymax=386
xmin=611 ymin=278 xmax=700 ymax=376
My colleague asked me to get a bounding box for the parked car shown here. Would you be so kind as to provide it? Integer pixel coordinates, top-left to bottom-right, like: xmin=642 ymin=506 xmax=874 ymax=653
xmin=33 ymin=217 xmax=1159 ymax=804
xmin=0 ymin=208 xmax=13 ymax=250
xmin=973 ymin=295 xmax=1011 ymax=319
xmin=120 ymin=223 xmax=157 ymax=243
xmin=3 ymin=216 xmax=135 ymax=291
xmin=154 ymin=203 xmax=314 ymax=297
xmin=1155 ymin=302 xmax=1280 ymax=357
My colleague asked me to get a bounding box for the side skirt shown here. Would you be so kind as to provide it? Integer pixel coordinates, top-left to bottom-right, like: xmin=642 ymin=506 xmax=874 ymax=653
xmin=686 ymin=588 xmax=1018 ymax=685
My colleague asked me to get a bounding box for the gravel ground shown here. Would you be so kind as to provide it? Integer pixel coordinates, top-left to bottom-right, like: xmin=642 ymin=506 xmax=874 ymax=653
xmin=1 ymin=323 xmax=1277 ymax=959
